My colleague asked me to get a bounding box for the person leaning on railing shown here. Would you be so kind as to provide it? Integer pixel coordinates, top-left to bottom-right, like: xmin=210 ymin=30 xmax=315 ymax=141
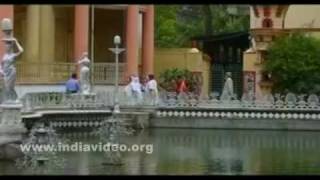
xmin=65 ymin=73 xmax=80 ymax=94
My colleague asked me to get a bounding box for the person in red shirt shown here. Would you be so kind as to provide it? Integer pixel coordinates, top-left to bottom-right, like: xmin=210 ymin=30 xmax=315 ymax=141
xmin=176 ymin=76 xmax=188 ymax=94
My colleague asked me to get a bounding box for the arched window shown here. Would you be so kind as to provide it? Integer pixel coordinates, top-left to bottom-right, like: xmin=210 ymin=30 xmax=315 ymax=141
xmin=262 ymin=18 xmax=273 ymax=28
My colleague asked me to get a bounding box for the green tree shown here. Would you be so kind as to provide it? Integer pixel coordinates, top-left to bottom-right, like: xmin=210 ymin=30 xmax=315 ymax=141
xmin=155 ymin=5 xmax=250 ymax=48
xmin=264 ymin=32 xmax=320 ymax=94
xmin=202 ymin=5 xmax=213 ymax=36
xmin=155 ymin=5 xmax=181 ymax=48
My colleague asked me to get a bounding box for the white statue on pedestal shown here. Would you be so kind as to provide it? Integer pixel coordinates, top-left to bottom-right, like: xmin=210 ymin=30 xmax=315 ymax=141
xmin=77 ymin=52 xmax=91 ymax=95
xmin=0 ymin=18 xmax=26 ymax=159
xmin=0 ymin=18 xmax=24 ymax=104
xmin=246 ymin=35 xmax=257 ymax=53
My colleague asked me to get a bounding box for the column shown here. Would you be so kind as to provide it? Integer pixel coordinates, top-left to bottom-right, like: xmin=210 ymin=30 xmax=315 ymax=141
xmin=142 ymin=5 xmax=154 ymax=76
xmin=24 ymin=5 xmax=41 ymax=81
xmin=125 ymin=5 xmax=139 ymax=77
xmin=25 ymin=5 xmax=40 ymax=63
xmin=0 ymin=5 xmax=14 ymax=61
xmin=74 ymin=5 xmax=89 ymax=75
xmin=39 ymin=5 xmax=55 ymax=80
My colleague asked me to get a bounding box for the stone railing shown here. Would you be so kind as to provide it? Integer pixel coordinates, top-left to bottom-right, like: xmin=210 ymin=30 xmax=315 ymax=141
xmin=20 ymin=92 xmax=68 ymax=112
xmin=18 ymin=90 xmax=320 ymax=114
xmin=20 ymin=90 xmax=157 ymax=113
xmin=20 ymin=92 xmax=111 ymax=113
xmin=16 ymin=62 xmax=127 ymax=84
xmin=158 ymin=92 xmax=320 ymax=111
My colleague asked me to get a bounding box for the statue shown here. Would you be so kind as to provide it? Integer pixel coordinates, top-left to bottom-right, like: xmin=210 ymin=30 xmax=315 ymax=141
xmin=220 ymin=72 xmax=234 ymax=101
xmin=0 ymin=19 xmax=26 ymax=160
xmin=77 ymin=52 xmax=91 ymax=95
xmin=0 ymin=18 xmax=24 ymax=104
xmin=246 ymin=35 xmax=257 ymax=53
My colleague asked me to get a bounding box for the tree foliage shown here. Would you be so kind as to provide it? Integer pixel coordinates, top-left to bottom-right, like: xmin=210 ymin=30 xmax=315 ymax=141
xmin=264 ymin=32 xmax=320 ymax=94
xmin=155 ymin=5 xmax=181 ymax=48
xmin=155 ymin=5 xmax=250 ymax=48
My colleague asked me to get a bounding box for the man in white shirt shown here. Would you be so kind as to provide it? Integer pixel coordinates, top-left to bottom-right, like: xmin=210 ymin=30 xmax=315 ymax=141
xmin=221 ymin=72 xmax=234 ymax=101
xmin=146 ymin=74 xmax=159 ymax=105
xmin=130 ymin=75 xmax=143 ymax=104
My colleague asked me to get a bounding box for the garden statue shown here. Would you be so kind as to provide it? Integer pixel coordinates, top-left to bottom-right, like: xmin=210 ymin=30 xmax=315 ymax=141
xmin=0 ymin=18 xmax=24 ymax=104
xmin=0 ymin=18 xmax=26 ymax=160
xmin=246 ymin=35 xmax=257 ymax=53
xmin=77 ymin=52 xmax=91 ymax=95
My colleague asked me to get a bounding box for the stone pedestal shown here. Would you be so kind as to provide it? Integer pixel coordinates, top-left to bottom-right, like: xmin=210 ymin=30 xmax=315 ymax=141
xmin=0 ymin=103 xmax=27 ymax=159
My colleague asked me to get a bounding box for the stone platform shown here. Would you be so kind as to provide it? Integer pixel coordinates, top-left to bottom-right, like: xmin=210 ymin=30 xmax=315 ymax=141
xmin=0 ymin=103 xmax=27 ymax=160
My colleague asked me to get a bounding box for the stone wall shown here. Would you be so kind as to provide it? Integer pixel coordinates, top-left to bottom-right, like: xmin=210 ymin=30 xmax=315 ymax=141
xmin=151 ymin=108 xmax=320 ymax=131
xmin=150 ymin=117 xmax=320 ymax=131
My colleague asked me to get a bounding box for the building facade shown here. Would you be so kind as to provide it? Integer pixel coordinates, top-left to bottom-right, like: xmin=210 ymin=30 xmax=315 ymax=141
xmin=243 ymin=5 xmax=320 ymax=98
xmin=0 ymin=5 xmax=154 ymax=86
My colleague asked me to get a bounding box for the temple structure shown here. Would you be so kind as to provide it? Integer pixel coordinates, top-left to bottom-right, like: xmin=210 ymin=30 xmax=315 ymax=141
xmin=0 ymin=5 xmax=154 ymax=88
xmin=243 ymin=5 xmax=320 ymax=98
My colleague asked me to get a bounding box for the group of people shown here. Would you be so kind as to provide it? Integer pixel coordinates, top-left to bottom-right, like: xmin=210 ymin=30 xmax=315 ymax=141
xmin=65 ymin=73 xmax=159 ymax=105
xmin=124 ymin=74 xmax=159 ymax=105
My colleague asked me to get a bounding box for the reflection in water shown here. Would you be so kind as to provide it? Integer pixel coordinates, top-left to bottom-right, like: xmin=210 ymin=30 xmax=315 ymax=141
xmin=1 ymin=128 xmax=320 ymax=175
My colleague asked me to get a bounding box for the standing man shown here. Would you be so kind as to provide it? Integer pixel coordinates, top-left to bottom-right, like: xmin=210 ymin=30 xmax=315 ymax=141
xmin=146 ymin=74 xmax=159 ymax=105
xmin=220 ymin=72 xmax=234 ymax=101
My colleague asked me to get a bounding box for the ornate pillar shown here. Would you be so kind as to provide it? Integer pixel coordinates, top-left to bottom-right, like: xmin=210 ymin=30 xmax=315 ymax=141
xmin=0 ymin=5 xmax=14 ymax=61
xmin=125 ymin=5 xmax=139 ymax=78
xmin=74 ymin=5 xmax=89 ymax=75
xmin=39 ymin=5 xmax=55 ymax=80
xmin=142 ymin=5 xmax=154 ymax=76
xmin=25 ymin=5 xmax=40 ymax=63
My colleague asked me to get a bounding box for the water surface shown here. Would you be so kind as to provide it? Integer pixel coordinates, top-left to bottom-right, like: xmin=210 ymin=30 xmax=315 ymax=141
xmin=1 ymin=128 xmax=320 ymax=175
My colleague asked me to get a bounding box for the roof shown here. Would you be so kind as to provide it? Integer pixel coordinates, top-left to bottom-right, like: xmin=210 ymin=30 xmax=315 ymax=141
xmin=192 ymin=31 xmax=249 ymax=42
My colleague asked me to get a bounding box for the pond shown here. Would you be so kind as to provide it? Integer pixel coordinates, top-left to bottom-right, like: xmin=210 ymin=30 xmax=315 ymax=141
xmin=1 ymin=128 xmax=320 ymax=175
